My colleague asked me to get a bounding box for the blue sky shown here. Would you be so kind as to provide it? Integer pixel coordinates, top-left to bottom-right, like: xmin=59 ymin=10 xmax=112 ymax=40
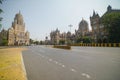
xmin=1 ymin=0 xmax=120 ymax=40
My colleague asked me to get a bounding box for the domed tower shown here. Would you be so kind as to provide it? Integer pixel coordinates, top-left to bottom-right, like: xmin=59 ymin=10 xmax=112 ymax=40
xmin=8 ymin=11 xmax=29 ymax=46
xmin=78 ymin=18 xmax=89 ymax=36
xmin=12 ymin=11 xmax=25 ymax=32
xmin=14 ymin=11 xmax=24 ymax=25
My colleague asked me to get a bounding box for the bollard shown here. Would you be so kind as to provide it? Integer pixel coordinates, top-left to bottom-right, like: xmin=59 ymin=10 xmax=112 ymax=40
xmin=101 ymin=43 xmax=102 ymax=47
xmin=95 ymin=43 xmax=96 ymax=47
xmin=113 ymin=43 xmax=116 ymax=47
xmin=109 ymin=43 xmax=111 ymax=47
xmin=92 ymin=43 xmax=94 ymax=47
xmin=96 ymin=43 xmax=98 ymax=47
xmin=105 ymin=43 xmax=107 ymax=47
xmin=119 ymin=43 xmax=120 ymax=47
xmin=98 ymin=43 xmax=100 ymax=47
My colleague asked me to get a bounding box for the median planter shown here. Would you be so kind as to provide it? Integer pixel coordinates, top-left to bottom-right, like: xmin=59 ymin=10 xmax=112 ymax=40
xmin=53 ymin=45 xmax=71 ymax=50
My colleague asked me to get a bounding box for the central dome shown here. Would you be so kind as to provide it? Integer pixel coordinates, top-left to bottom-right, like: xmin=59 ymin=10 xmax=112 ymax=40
xmin=79 ymin=19 xmax=89 ymax=31
xmin=14 ymin=11 xmax=24 ymax=25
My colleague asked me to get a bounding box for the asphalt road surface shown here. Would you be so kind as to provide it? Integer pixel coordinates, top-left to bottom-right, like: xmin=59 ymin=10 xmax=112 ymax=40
xmin=22 ymin=46 xmax=120 ymax=80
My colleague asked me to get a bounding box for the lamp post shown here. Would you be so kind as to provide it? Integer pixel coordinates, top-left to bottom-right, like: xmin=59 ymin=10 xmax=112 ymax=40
xmin=45 ymin=36 xmax=48 ymax=47
xmin=68 ymin=24 xmax=73 ymax=45
xmin=68 ymin=24 xmax=73 ymax=33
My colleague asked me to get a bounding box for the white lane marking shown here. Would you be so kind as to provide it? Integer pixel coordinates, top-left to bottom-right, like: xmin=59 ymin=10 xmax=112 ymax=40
xmin=62 ymin=65 xmax=65 ymax=68
xmin=81 ymin=73 xmax=91 ymax=79
xmin=86 ymin=74 xmax=91 ymax=79
xmin=54 ymin=61 xmax=58 ymax=64
xmin=81 ymin=73 xmax=86 ymax=76
xmin=70 ymin=68 xmax=77 ymax=72
xmin=21 ymin=53 xmax=28 ymax=80
xmin=49 ymin=59 xmax=52 ymax=62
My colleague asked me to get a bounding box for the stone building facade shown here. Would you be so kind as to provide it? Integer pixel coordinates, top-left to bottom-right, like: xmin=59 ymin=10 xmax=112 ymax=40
xmin=75 ymin=18 xmax=89 ymax=38
xmin=0 ymin=11 xmax=29 ymax=46
xmin=90 ymin=5 xmax=120 ymax=43
xmin=50 ymin=5 xmax=120 ymax=44
xmin=50 ymin=19 xmax=90 ymax=45
xmin=8 ymin=12 xmax=29 ymax=45
xmin=50 ymin=28 xmax=66 ymax=45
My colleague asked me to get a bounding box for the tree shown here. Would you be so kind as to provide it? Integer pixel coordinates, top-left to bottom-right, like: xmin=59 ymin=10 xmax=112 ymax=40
xmin=102 ymin=12 xmax=120 ymax=43
xmin=2 ymin=38 xmax=8 ymax=46
xmin=40 ymin=40 xmax=43 ymax=45
xmin=82 ymin=37 xmax=92 ymax=43
xmin=29 ymin=38 xmax=34 ymax=44
xmin=59 ymin=40 xmax=65 ymax=45
xmin=0 ymin=0 xmax=4 ymax=30
xmin=75 ymin=36 xmax=92 ymax=43
xmin=34 ymin=41 xmax=39 ymax=45
xmin=75 ymin=37 xmax=82 ymax=43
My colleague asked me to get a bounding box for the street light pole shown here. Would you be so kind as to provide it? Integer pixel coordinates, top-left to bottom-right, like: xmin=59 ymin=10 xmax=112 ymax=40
xmin=68 ymin=24 xmax=73 ymax=33
xmin=68 ymin=24 xmax=73 ymax=45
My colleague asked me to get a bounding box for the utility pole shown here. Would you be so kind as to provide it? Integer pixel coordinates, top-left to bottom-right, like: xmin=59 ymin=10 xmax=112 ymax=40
xmin=68 ymin=24 xmax=73 ymax=45
xmin=68 ymin=24 xmax=73 ymax=33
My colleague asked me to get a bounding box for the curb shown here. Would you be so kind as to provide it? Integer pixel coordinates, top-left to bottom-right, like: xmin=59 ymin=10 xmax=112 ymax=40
xmin=21 ymin=52 xmax=28 ymax=80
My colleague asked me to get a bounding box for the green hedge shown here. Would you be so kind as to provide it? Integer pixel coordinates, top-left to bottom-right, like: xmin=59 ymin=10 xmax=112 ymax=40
xmin=53 ymin=45 xmax=71 ymax=50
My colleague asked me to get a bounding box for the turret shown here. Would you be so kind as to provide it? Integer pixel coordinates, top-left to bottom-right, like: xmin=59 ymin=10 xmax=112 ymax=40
xmin=107 ymin=5 xmax=112 ymax=12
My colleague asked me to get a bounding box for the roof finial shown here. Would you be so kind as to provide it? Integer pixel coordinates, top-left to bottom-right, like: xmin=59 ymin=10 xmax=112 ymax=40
xmin=93 ymin=10 xmax=95 ymax=16
xmin=107 ymin=5 xmax=112 ymax=11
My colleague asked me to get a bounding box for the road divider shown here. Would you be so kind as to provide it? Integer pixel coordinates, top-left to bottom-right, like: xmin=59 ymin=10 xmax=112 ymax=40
xmin=53 ymin=45 xmax=71 ymax=50
xmin=70 ymin=43 xmax=120 ymax=47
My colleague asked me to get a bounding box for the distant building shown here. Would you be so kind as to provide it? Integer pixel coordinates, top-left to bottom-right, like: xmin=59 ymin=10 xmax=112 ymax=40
xmin=75 ymin=18 xmax=89 ymax=38
xmin=50 ymin=5 xmax=120 ymax=44
xmin=90 ymin=5 xmax=120 ymax=43
xmin=50 ymin=19 xmax=90 ymax=44
xmin=50 ymin=28 xmax=61 ymax=45
xmin=90 ymin=11 xmax=101 ymax=42
xmin=50 ymin=28 xmax=73 ymax=45
xmin=0 ymin=11 xmax=30 ymax=46
xmin=8 ymin=11 xmax=29 ymax=45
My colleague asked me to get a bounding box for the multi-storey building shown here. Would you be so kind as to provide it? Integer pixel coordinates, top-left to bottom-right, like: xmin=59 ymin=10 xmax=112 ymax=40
xmin=8 ymin=11 xmax=29 ymax=45
xmin=75 ymin=18 xmax=89 ymax=38
xmin=90 ymin=5 xmax=120 ymax=43
xmin=50 ymin=28 xmax=74 ymax=45
xmin=50 ymin=19 xmax=90 ymax=44
xmin=0 ymin=11 xmax=30 ymax=46
xmin=50 ymin=5 xmax=120 ymax=44
xmin=50 ymin=28 xmax=61 ymax=45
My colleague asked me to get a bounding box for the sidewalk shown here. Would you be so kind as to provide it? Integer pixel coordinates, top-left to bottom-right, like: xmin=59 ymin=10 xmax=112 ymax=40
xmin=0 ymin=48 xmax=27 ymax=80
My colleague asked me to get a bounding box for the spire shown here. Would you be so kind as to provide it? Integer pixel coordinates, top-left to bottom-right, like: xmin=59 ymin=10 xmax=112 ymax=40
xmin=107 ymin=5 xmax=112 ymax=11
xmin=56 ymin=28 xmax=59 ymax=32
xmin=93 ymin=10 xmax=96 ymax=16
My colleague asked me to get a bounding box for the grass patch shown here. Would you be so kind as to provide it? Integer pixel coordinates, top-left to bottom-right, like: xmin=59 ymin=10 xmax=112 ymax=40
xmin=0 ymin=48 xmax=27 ymax=80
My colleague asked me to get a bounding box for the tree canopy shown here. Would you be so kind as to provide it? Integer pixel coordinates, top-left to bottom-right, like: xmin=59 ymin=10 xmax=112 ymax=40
xmin=0 ymin=0 xmax=4 ymax=30
xmin=102 ymin=12 xmax=120 ymax=43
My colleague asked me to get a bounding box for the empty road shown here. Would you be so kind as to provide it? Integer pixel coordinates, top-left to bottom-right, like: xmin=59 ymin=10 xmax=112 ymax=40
xmin=22 ymin=46 xmax=120 ymax=80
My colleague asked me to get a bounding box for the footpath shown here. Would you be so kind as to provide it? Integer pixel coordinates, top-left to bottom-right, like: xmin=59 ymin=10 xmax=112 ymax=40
xmin=0 ymin=48 xmax=27 ymax=80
